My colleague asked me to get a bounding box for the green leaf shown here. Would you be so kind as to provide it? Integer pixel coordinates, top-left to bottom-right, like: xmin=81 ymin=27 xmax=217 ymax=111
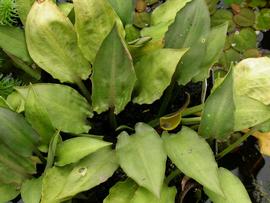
xmin=45 ymin=130 xmax=61 ymax=170
xmin=104 ymin=179 xmax=138 ymax=203
xmin=211 ymin=9 xmax=235 ymax=32
xmin=194 ymin=22 xmax=228 ymax=82
xmin=6 ymin=91 xmax=25 ymax=113
xmin=0 ymin=96 xmax=11 ymax=109
xmin=26 ymin=0 xmax=91 ymax=83
xmin=233 ymin=8 xmax=255 ymax=27
xmin=199 ymin=70 xmax=235 ymax=139
xmin=21 ymin=177 xmax=43 ymax=203
xmin=255 ymin=9 xmax=270 ymax=31
xmin=58 ymin=2 xmax=74 ymax=17
xmin=92 ymin=26 xmax=136 ymax=114
xmin=15 ymin=84 xmax=92 ymax=134
xmin=16 ymin=0 xmax=35 ymax=25
xmin=0 ymin=184 xmax=19 ymax=203
xmin=73 ymin=0 xmax=116 ymax=63
xmin=133 ymin=12 xmax=151 ymax=28
xmin=164 ymin=127 xmax=223 ymax=196
xmin=116 ymin=123 xmax=166 ymax=197
xmin=205 ymin=167 xmax=251 ymax=203
xmin=219 ymin=48 xmax=241 ymax=70
xmin=41 ymin=147 xmax=118 ymax=203
xmin=107 ymin=0 xmax=134 ymax=25
xmin=165 ymin=0 xmax=210 ymax=85
xmin=55 ymin=137 xmax=111 ymax=166
xmin=0 ymin=26 xmax=32 ymax=64
xmin=0 ymin=107 xmax=39 ymax=157
xmin=133 ymin=48 xmax=188 ymax=104
xmin=104 ymin=179 xmax=177 ymax=203
xmin=231 ymin=28 xmax=256 ymax=53
xmin=25 ymin=85 xmax=55 ymax=147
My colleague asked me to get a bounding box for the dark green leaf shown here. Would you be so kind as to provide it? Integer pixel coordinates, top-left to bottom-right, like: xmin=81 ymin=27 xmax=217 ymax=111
xmin=233 ymin=8 xmax=255 ymax=27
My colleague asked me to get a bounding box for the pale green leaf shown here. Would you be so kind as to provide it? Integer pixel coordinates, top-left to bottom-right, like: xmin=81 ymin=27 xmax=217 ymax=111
xmin=45 ymin=130 xmax=61 ymax=170
xmin=55 ymin=137 xmax=112 ymax=166
xmin=164 ymin=127 xmax=223 ymax=196
xmin=58 ymin=2 xmax=74 ymax=17
xmin=205 ymin=167 xmax=251 ymax=203
xmin=133 ymin=48 xmax=188 ymax=104
xmin=116 ymin=123 xmax=166 ymax=197
xmin=0 ymin=184 xmax=19 ymax=203
xmin=6 ymin=91 xmax=25 ymax=113
xmin=0 ymin=26 xmax=32 ymax=64
xmin=16 ymin=0 xmax=35 ymax=25
xmin=21 ymin=177 xmax=43 ymax=203
xmin=25 ymin=86 xmax=55 ymax=146
xmin=0 ymin=107 xmax=39 ymax=157
xmin=92 ymin=26 xmax=136 ymax=114
xmin=26 ymin=0 xmax=91 ymax=83
xmin=165 ymin=0 xmax=211 ymax=85
xmin=15 ymin=84 xmax=92 ymax=134
xmin=41 ymin=147 xmax=118 ymax=203
xmin=73 ymin=0 xmax=116 ymax=63
xmin=104 ymin=179 xmax=138 ymax=203
xmin=199 ymin=70 xmax=235 ymax=139
xmin=194 ymin=22 xmax=228 ymax=82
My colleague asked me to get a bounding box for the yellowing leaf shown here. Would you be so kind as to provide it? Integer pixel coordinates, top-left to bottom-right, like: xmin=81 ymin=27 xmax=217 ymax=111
xmin=252 ymin=131 xmax=270 ymax=156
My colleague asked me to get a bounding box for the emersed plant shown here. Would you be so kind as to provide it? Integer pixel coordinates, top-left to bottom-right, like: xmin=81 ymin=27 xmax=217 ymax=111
xmin=0 ymin=0 xmax=269 ymax=202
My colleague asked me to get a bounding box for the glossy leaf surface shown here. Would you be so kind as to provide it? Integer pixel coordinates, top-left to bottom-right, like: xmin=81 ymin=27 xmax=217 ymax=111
xmin=164 ymin=127 xmax=223 ymax=196
xmin=92 ymin=26 xmax=136 ymax=114
xmin=116 ymin=123 xmax=166 ymax=197
xmin=26 ymin=0 xmax=91 ymax=83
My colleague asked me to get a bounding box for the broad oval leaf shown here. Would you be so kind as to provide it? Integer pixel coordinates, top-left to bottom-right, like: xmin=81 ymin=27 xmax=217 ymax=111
xmin=165 ymin=0 xmax=210 ymax=85
xmin=104 ymin=179 xmax=177 ymax=203
xmin=26 ymin=0 xmax=91 ymax=83
xmin=15 ymin=84 xmax=92 ymax=134
xmin=41 ymin=147 xmax=118 ymax=203
xmin=231 ymin=28 xmax=256 ymax=53
xmin=55 ymin=137 xmax=112 ymax=166
xmin=133 ymin=48 xmax=188 ymax=104
xmin=92 ymin=26 xmax=136 ymax=114
xmin=21 ymin=177 xmax=43 ymax=203
xmin=164 ymin=126 xmax=223 ymax=196
xmin=0 ymin=184 xmax=20 ymax=203
xmin=0 ymin=107 xmax=39 ymax=157
xmin=73 ymin=0 xmax=116 ymax=63
xmin=204 ymin=167 xmax=251 ymax=203
xmin=116 ymin=123 xmax=166 ymax=197
xmin=0 ymin=26 xmax=32 ymax=64
xmin=199 ymin=70 xmax=235 ymax=139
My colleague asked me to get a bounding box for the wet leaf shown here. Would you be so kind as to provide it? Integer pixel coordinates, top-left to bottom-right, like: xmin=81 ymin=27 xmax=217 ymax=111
xmin=164 ymin=127 xmax=223 ymax=196
xmin=21 ymin=177 xmax=43 ymax=203
xmin=116 ymin=123 xmax=166 ymax=197
xmin=199 ymin=70 xmax=235 ymax=139
xmin=231 ymin=28 xmax=256 ymax=53
xmin=252 ymin=131 xmax=270 ymax=156
xmin=41 ymin=147 xmax=118 ymax=203
xmin=92 ymin=26 xmax=136 ymax=114
xmin=205 ymin=167 xmax=251 ymax=203
xmin=0 ymin=184 xmax=19 ymax=203
xmin=0 ymin=107 xmax=39 ymax=157
xmin=133 ymin=48 xmax=188 ymax=104
xmin=255 ymin=9 xmax=270 ymax=31
xmin=55 ymin=137 xmax=111 ymax=166
xmin=73 ymin=0 xmax=116 ymax=63
xmin=0 ymin=26 xmax=32 ymax=64
xmin=165 ymin=0 xmax=210 ymax=85
xmin=233 ymin=8 xmax=255 ymax=27
xmin=15 ymin=84 xmax=92 ymax=134
xmin=26 ymin=0 xmax=91 ymax=83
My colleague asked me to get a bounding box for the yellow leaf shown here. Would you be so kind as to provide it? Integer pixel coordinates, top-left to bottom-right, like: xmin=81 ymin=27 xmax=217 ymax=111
xmin=252 ymin=131 xmax=270 ymax=156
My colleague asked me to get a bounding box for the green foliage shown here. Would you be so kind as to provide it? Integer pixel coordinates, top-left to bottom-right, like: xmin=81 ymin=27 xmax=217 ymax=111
xmin=0 ymin=0 xmax=18 ymax=26
xmin=0 ymin=73 xmax=21 ymax=98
